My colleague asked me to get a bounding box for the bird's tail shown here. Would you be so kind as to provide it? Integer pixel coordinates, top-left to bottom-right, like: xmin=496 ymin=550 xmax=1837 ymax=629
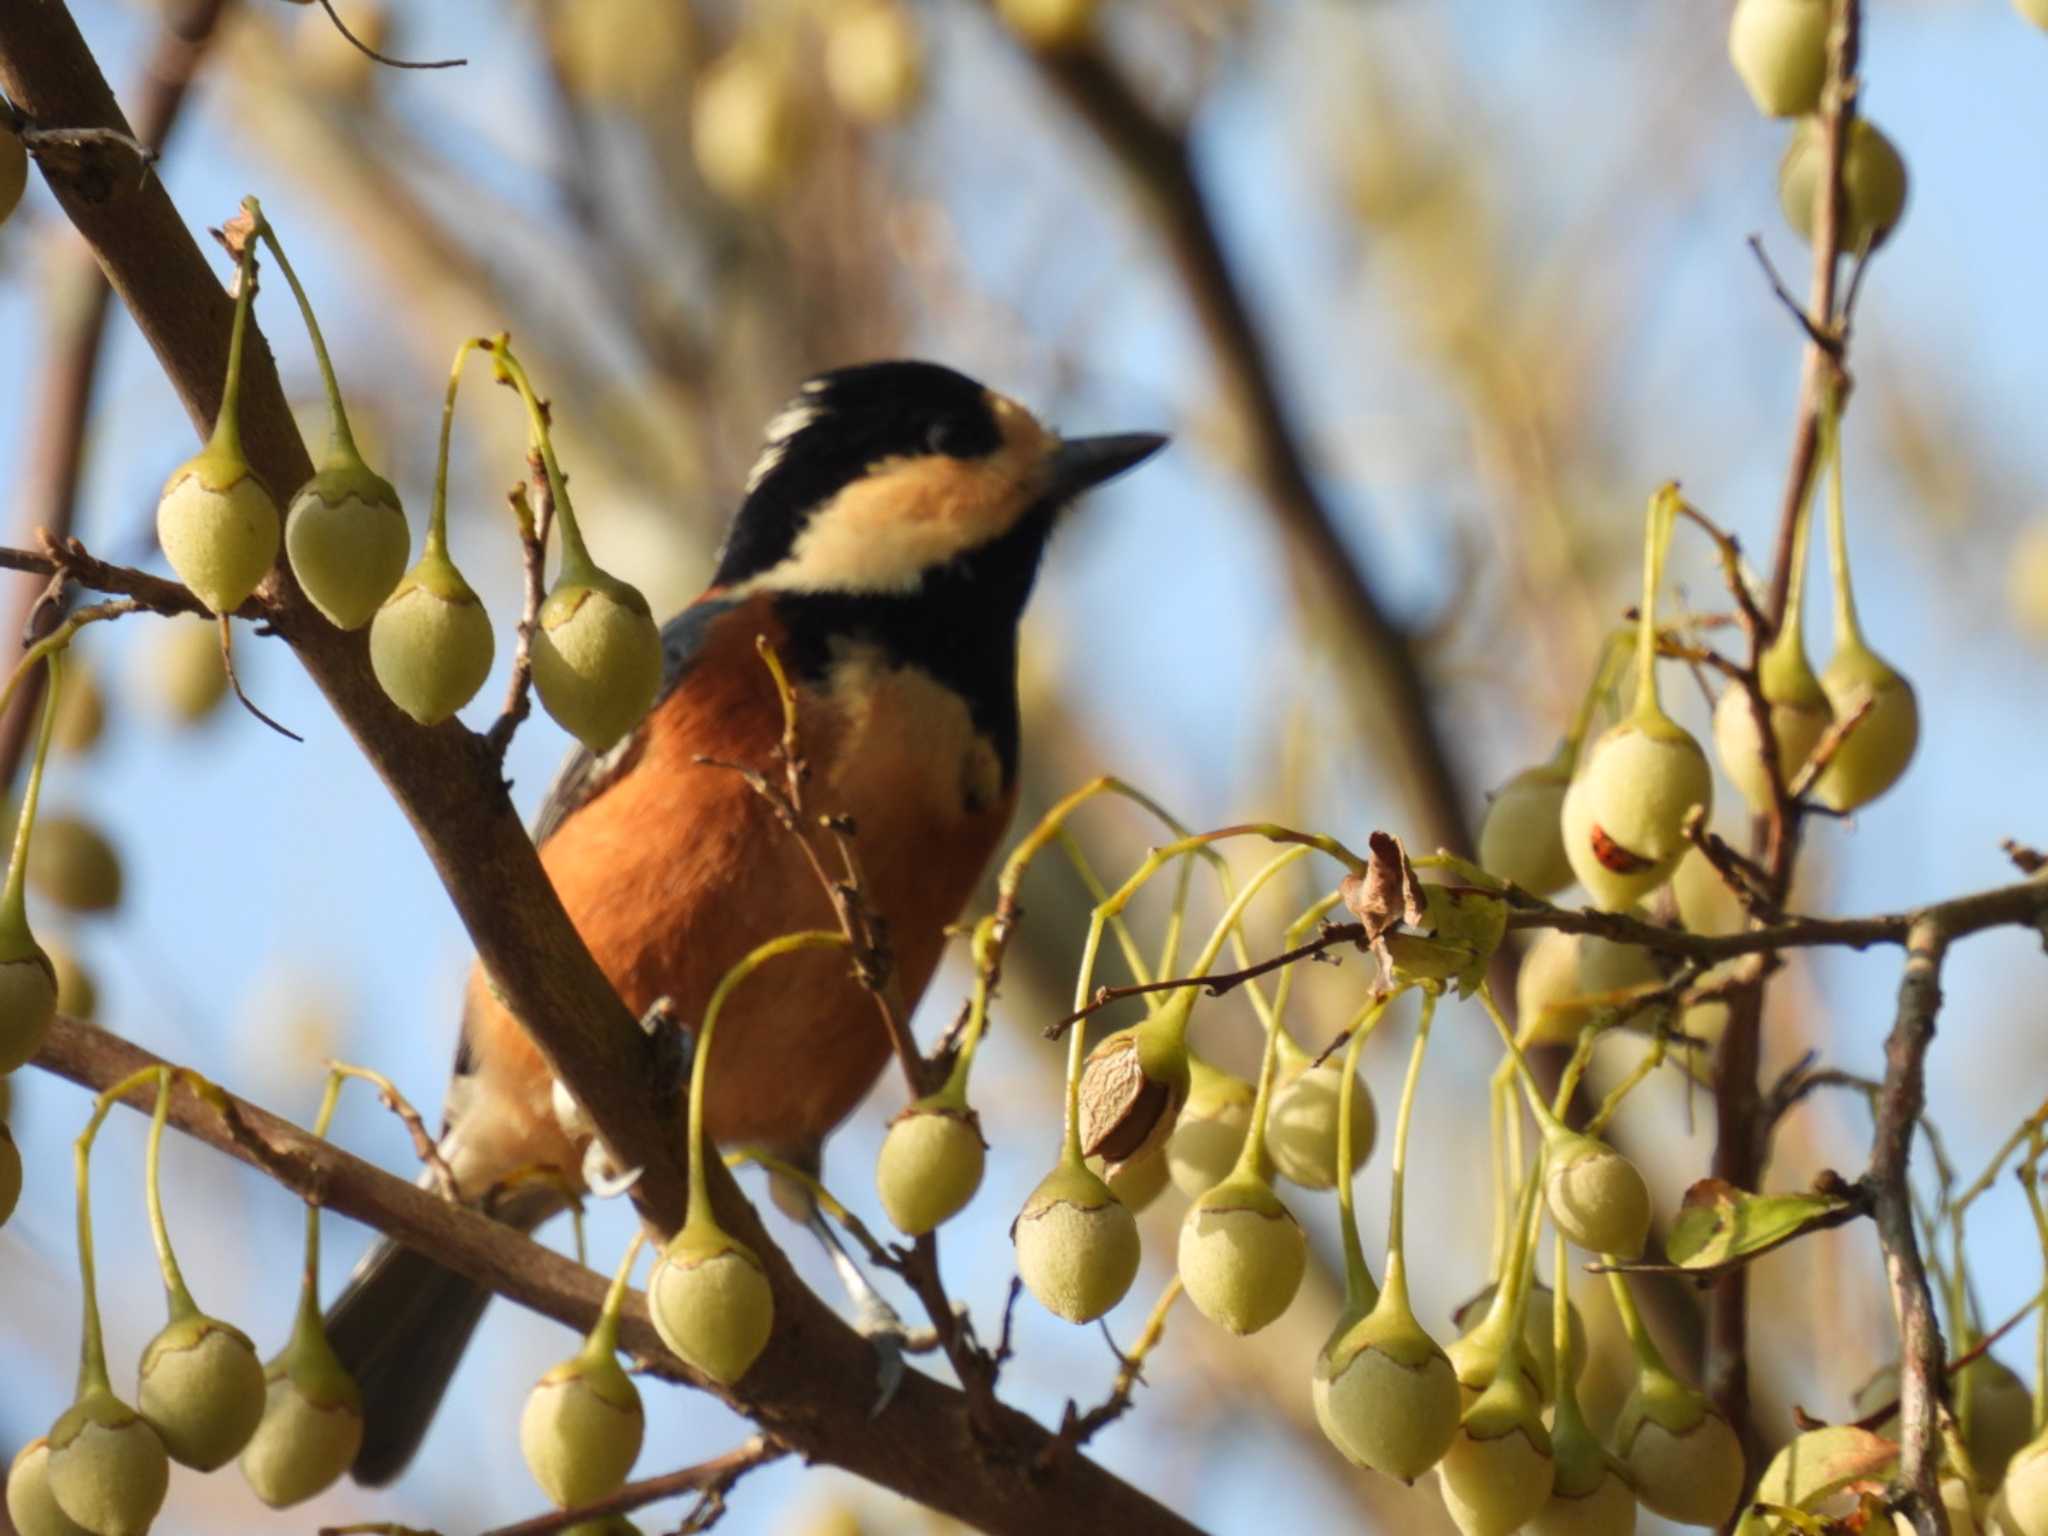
xmin=325 ymin=1182 xmax=563 ymax=1486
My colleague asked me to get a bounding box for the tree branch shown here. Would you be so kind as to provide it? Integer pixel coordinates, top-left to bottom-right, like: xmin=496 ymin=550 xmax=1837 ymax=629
xmin=32 ymin=1016 xmax=1205 ymax=1536
xmin=470 ymin=1437 xmax=787 ymax=1536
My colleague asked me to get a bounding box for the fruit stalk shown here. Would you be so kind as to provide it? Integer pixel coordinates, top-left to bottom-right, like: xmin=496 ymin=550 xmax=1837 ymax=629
xmin=246 ymin=198 xmax=361 ymax=467
xmin=143 ymin=1067 xmax=201 ymax=1320
xmin=72 ymin=1063 xmax=172 ymax=1396
xmin=488 ymin=341 xmax=597 ymax=577
xmin=1334 ymin=995 xmax=1391 ymax=1310
xmin=1 ymin=651 xmax=62 ymax=938
xmin=1381 ymin=990 xmax=1436 ymax=1313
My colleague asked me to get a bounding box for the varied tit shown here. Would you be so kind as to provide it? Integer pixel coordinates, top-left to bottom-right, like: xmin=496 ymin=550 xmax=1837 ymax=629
xmin=325 ymin=359 xmax=1165 ymax=1484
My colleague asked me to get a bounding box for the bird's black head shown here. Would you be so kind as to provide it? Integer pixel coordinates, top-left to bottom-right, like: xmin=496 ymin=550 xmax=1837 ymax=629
xmin=709 ymin=360 xmax=1164 ymax=603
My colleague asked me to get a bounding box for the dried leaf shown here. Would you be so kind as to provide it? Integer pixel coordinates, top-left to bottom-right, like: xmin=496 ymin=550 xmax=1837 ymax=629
xmin=1664 ymin=1177 xmax=1859 ymax=1273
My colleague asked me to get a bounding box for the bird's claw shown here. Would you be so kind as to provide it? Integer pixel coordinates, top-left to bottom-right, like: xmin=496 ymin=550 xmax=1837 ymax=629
xmin=583 ymin=1149 xmax=644 ymax=1199
xmin=853 ymin=1294 xmax=909 ymax=1417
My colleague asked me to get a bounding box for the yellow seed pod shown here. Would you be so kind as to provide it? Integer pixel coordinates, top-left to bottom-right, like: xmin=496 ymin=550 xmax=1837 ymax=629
xmin=1177 ymin=1175 xmax=1307 ymax=1335
xmin=0 ymin=946 xmax=58 ymax=1073
xmin=1166 ymin=1059 xmax=1254 ymax=1198
xmin=157 ymin=450 xmax=281 ymax=615
xmin=1089 ymin=1144 xmax=1169 ymax=1213
xmin=1561 ymin=717 xmax=1713 ymax=910
xmin=1315 ymin=1300 xmax=1463 ymax=1481
xmin=1525 ymin=1467 xmax=1636 ymax=1536
xmin=1713 ymin=677 xmax=1832 ymax=813
xmin=530 ymin=575 xmax=664 ymax=752
xmin=1543 ymin=1131 xmax=1651 ymax=1260
xmin=647 ymin=1227 xmax=775 ymax=1385
xmin=1728 ymin=0 xmax=1827 ymax=117
xmin=28 ymin=815 xmax=123 ymax=913
xmin=1996 ymin=1438 xmax=2048 ymax=1535
xmin=692 ymin=47 xmax=806 ymax=206
xmin=1812 ymin=643 xmax=1919 ymax=813
xmin=50 ymin=665 xmax=104 ymax=756
xmin=1779 ymin=116 xmax=1909 ymax=254
xmin=285 ymin=462 xmax=411 ymax=631
xmin=519 ymin=1348 xmax=644 ymax=1507
xmin=0 ymin=127 xmax=26 ymax=227
xmin=1264 ymin=1059 xmax=1375 ymax=1191
xmin=1673 ymin=846 xmax=1745 ymax=937
xmin=1449 ymin=1281 xmax=1588 ymax=1405
xmin=1514 ymin=931 xmax=1589 ymax=1048
xmin=996 ymin=0 xmax=1096 ymax=49
xmin=1013 ymin=1162 xmax=1140 ymax=1324
xmin=875 ymin=1098 xmax=986 ymax=1237
xmin=137 ymin=1312 xmax=267 ymax=1471
xmin=1477 ymin=759 xmax=1575 ymax=896
xmin=239 ymin=1327 xmax=365 ymax=1508
xmin=46 ymin=1386 xmax=170 ymax=1536
xmin=1614 ymin=1370 xmax=1745 ymax=1528
xmin=825 ymin=0 xmax=924 ymax=124
xmin=147 ymin=619 xmax=230 ymax=726
xmin=1438 ymin=1388 xmax=1555 ymax=1536
xmin=7 ymin=1440 xmax=92 ymax=1536
xmin=368 ymin=554 xmax=496 ymax=726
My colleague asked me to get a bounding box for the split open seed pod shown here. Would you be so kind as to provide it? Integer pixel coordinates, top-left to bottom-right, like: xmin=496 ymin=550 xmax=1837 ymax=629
xmin=647 ymin=1223 xmax=775 ymax=1386
xmin=1077 ymin=999 xmax=1193 ymax=1176
xmin=1177 ymin=1172 xmax=1307 ymax=1335
xmin=1013 ymin=1161 xmax=1139 ymax=1324
xmin=875 ymin=1094 xmax=986 ymax=1236
xmin=1562 ymin=718 xmax=1714 ymax=911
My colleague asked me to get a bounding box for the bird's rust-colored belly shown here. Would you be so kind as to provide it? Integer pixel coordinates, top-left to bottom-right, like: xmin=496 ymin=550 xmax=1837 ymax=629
xmin=464 ymin=620 xmax=1013 ymax=1178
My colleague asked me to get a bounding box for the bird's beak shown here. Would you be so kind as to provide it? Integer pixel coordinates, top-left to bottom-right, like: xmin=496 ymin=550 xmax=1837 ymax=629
xmin=1045 ymin=432 xmax=1168 ymax=502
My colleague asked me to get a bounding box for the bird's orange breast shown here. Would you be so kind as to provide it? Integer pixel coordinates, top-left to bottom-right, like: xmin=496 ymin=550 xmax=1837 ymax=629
xmin=460 ymin=595 xmax=1015 ymax=1183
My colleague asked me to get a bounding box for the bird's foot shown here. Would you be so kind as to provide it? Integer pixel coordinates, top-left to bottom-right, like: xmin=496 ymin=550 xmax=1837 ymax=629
xmin=851 ymin=1291 xmax=910 ymax=1417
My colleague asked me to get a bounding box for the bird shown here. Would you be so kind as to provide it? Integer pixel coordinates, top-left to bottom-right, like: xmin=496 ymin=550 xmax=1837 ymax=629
xmin=324 ymin=359 xmax=1166 ymax=1485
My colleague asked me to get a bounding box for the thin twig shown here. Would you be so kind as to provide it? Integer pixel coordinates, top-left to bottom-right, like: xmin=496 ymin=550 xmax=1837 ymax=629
xmin=216 ymin=615 xmax=304 ymax=742
xmin=310 ymin=0 xmax=465 ymax=71
xmin=324 ymin=1059 xmax=459 ymax=1201
xmin=471 ymin=1437 xmax=787 ymax=1536
xmin=485 ymin=459 xmax=553 ymax=762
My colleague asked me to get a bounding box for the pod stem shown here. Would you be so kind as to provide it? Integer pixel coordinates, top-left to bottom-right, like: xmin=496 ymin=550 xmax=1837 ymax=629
xmin=1269 ymin=888 xmax=1348 ymax=1063
xmin=994 ymin=775 xmax=1208 ymax=914
xmin=293 ymin=1068 xmax=350 ymax=1332
xmin=1476 ymin=979 xmax=1569 ymax=1137
xmin=144 ymin=1067 xmax=199 ymax=1320
xmin=1563 ymin=627 xmax=1636 ymax=764
xmin=1604 ymin=1264 xmax=1671 ymax=1378
xmin=1 ymin=649 xmax=63 ymax=934
xmin=1224 ymin=847 xmax=1317 ymax=1182
xmin=73 ymin=1063 xmax=170 ymax=1396
xmin=587 ymin=1230 xmax=648 ymax=1360
xmin=1818 ymin=378 xmax=1864 ymax=651
xmin=487 ymin=339 xmax=594 ymax=575
xmin=1054 ymin=830 xmax=1163 ymax=1008
xmin=1380 ymin=989 xmax=1437 ymax=1313
xmin=1550 ymin=1228 xmax=1589 ymax=1438
xmin=245 ymin=196 xmax=360 ymax=467
xmin=429 ymin=337 xmax=487 ymax=561
xmin=1631 ymin=483 xmax=1684 ymax=725
xmin=1334 ymin=993 xmax=1393 ymax=1311
xmin=684 ymin=932 xmax=850 ymax=1238
xmin=207 ymin=225 xmax=260 ymax=465
xmin=1769 ymin=450 xmax=1821 ymax=673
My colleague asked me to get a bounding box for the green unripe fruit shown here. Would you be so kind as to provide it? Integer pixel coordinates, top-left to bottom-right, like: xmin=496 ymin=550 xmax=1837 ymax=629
xmin=1515 ymin=930 xmax=1591 ymax=1048
xmin=1450 ymin=1281 xmax=1588 ymax=1404
xmin=0 ymin=127 xmax=26 ymax=227
xmin=46 ymin=1384 xmax=170 ymax=1536
xmin=692 ymin=47 xmax=805 ymax=206
xmin=1812 ymin=644 xmax=1918 ymax=812
xmin=369 ymin=552 xmax=495 ymax=726
xmin=1854 ymin=1356 xmax=2031 ymax=1490
xmin=28 ymin=816 xmax=123 ymax=913
xmin=1166 ymin=1058 xmax=1254 ymax=1198
xmin=1780 ymin=116 xmax=1909 ymax=254
xmin=239 ymin=1319 xmax=365 ymax=1507
xmin=0 ymin=1121 xmax=19 ymax=1227
xmin=157 ymin=449 xmax=280 ymax=614
xmin=1177 ymin=1175 xmax=1307 ymax=1335
xmin=285 ymin=462 xmax=411 ymax=630
xmin=7 ymin=1441 xmax=92 ymax=1536
xmin=148 ymin=620 xmax=229 ymax=726
xmin=0 ymin=944 xmax=58 ymax=1073
xmin=1713 ymin=674 xmax=1832 ymax=813
xmin=1525 ymin=1466 xmax=1636 ymax=1536
xmin=1614 ymin=1368 xmax=1745 ymax=1528
xmin=520 ymin=1345 xmax=644 ymax=1507
xmin=1728 ymin=0 xmax=1827 ymax=117
xmin=531 ymin=574 xmax=663 ymax=752
xmin=1673 ymin=846 xmax=1745 ymax=936
xmin=875 ymin=1098 xmax=985 ymax=1236
xmin=1544 ymin=1131 xmax=1651 ymax=1259
xmin=825 ymin=0 xmax=923 ymax=124
xmin=1562 ymin=717 xmax=1713 ymax=911
xmin=1264 ymin=1060 xmax=1376 ymax=1192
xmin=996 ymin=0 xmax=1094 ymax=48
xmin=137 ymin=1312 xmax=267 ymax=1471
xmin=2001 ymin=1434 xmax=2048 ymax=1536
xmin=1438 ymin=1372 xmax=1556 ymax=1536
xmin=648 ymin=1227 xmax=775 ymax=1385
xmin=1090 ymin=1145 xmax=1169 ymax=1213
xmin=50 ymin=665 xmax=104 ymax=756
xmin=1013 ymin=1163 xmax=1139 ymax=1324
xmin=1477 ymin=759 xmax=1575 ymax=896
xmin=1315 ymin=1300 xmax=1463 ymax=1481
